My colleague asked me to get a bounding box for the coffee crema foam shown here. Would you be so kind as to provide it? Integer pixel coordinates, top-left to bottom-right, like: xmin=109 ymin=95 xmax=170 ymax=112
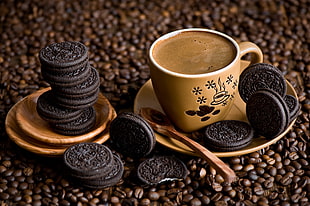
xmin=152 ymin=31 xmax=237 ymax=74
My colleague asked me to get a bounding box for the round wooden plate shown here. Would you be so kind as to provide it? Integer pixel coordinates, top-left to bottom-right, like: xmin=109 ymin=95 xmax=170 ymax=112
xmin=5 ymin=88 xmax=116 ymax=156
xmin=15 ymin=87 xmax=114 ymax=145
xmin=133 ymin=61 xmax=298 ymax=157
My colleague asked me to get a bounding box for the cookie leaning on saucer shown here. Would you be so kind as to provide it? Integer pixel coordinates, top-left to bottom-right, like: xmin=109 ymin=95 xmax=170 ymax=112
xmin=246 ymin=88 xmax=290 ymax=139
xmin=202 ymin=120 xmax=254 ymax=152
xmin=238 ymin=63 xmax=287 ymax=103
xmin=109 ymin=112 xmax=156 ymax=158
xmin=284 ymin=94 xmax=300 ymax=122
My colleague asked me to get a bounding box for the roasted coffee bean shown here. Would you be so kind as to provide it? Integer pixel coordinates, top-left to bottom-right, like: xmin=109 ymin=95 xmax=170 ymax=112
xmin=134 ymin=187 xmax=144 ymax=199
xmin=280 ymin=175 xmax=293 ymax=186
xmin=183 ymin=194 xmax=194 ymax=203
xmin=148 ymin=191 xmax=160 ymax=201
xmin=200 ymin=195 xmax=210 ymax=205
xmin=253 ymin=186 xmax=264 ymax=196
xmin=211 ymin=193 xmax=223 ymax=202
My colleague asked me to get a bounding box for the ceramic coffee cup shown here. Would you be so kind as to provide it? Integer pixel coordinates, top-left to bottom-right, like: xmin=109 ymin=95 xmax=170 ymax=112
xmin=149 ymin=28 xmax=263 ymax=132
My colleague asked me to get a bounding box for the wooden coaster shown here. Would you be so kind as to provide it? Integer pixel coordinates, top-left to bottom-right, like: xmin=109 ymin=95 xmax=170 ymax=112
xmin=5 ymin=88 xmax=116 ymax=156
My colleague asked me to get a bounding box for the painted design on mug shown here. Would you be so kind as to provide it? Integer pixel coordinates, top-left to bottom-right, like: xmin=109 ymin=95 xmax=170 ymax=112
xmin=207 ymin=77 xmax=230 ymax=106
xmin=185 ymin=75 xmax=237 ymax=122
xmin=192 ymin=87 xmax=202 ymax=95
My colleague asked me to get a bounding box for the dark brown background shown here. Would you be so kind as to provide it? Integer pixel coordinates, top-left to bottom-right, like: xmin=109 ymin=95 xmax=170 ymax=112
xmin=0 ymin=0 xmax=309 ymax=205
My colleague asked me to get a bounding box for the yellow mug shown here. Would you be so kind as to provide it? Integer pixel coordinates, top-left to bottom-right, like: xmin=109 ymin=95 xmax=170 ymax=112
xmin=149 ymin=28 xmax=263 ymax=132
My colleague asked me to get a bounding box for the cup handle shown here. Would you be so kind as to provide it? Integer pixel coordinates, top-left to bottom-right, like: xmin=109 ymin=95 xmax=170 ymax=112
xmin=239 ymin=42 xmax=263 ymax=65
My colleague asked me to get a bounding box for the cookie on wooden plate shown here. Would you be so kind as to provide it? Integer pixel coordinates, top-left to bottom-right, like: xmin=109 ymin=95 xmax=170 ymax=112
xmin=42 ymin=61 xmax=91 ymax=87
xmin=54 ymin=88 xmax=99 ymax=110
xmin=52 ymin=66 xmax=100 ymax=95
xmin=39 ymin=41 xmax=88 ymax=68
xmin=36 ymin=90 xmax=82 ymax=124
xmin=52 ymin=106 xmax=96 ymax=136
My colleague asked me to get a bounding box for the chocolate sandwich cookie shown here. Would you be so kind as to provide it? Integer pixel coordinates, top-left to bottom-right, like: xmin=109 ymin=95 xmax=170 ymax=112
xmin=78 ymin=155 xmax=124 ymax=189
xmin=41 ymin=57 xmax=89 ymax=74
xmin=54 ymin=88 xmax=99 ymax=110
xmin=52 ymin=106 xmax=96 ymax=136
xmin=238 ymin=63 xmax=287 ymax=103
xmin=39 ymin=41 xmax=88 ymax=68
xmin=137 ymin=156 xmax=188 ymax=185
xmin=246 ymin=88 xmax=290 ymax=139
xmin=109 ymin=112 xmax=156 ymax=158
xmin=284 ymin=94 xmax=300 ymax=122
xmin=52 ymin=67 xmax=100 ymax=95
xmin=64 ymin=143 xmax=114 ymax=178
xmin=36 ymin=90 xmax=82 ymax=124
xmin=202 ymin=120 xmax=254 ymax=152
xmin=42 ymin=61 xmax=91 ymax=87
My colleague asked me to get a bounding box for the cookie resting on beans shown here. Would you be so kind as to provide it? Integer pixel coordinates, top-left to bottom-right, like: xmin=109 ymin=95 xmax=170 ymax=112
xmin=109 ymin=112 xmax=156 ymax=158
xmin=137 ymin=156 xmax=188 ymax=185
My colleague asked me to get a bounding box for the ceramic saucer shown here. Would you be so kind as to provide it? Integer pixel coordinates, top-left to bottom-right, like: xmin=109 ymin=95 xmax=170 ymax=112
xmin=5 ymin=88 xmax=116 ymax=156
xmin=133 ymin=61 xmax=298 ymax=157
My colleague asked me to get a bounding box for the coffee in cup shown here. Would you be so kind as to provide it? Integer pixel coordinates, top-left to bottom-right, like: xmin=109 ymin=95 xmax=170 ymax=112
xmin=152 ymin=31 xmax=237 ymax=74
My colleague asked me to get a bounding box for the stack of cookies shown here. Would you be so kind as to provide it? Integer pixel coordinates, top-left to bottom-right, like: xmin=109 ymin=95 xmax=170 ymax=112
xmin=63 ymin=143 xmax=124 ymax=189
xmin=37 ymin=41 xmax=100 ymax=135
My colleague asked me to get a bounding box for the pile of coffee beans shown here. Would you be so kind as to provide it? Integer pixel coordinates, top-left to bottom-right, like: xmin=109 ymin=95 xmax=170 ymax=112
xmin=0 ymin=0 xmax=309 ymax=205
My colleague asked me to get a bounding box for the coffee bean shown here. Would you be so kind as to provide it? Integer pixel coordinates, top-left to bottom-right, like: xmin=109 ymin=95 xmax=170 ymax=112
xmin=280 ymin=175 xmax=293 ymax=186
xmin=183 ymin=194 xmax=194 ymax=203
xmin=289 ymin=152 xmax=300 ymax=161
xmin=253 ymin=186 xmax=264 ymax=196
xmin=243 ymin=164 xmax=255 ymax=172
xmin=140 ymin=198 xmax=151 ymax=206
xmin=232 ymin=164 xmax=243 ymax=171
xmin=147 ymin=191 xmax=159 ymax=201
xmin=263 ymin=179 xmax=274 ymax=189
xmin=134 ymin=187 xmax=144 ymax=199
xmin=200 ymin=195 xmax=210 ymax=205
xmin=190 ymin=198 xmax=202 ymax=206
xmin=211 ymin=193 xmax=223 ymax=202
